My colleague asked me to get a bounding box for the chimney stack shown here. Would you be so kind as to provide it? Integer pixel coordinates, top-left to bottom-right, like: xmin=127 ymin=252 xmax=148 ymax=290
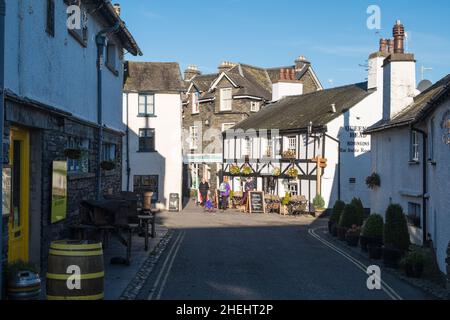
xmin=184 ymin=65 xmax=201 ymax=81
xmin=295 ymin=55 xmax=310 ymax=71
xmin=218 ymin=61 xmax=236 ymax=73
xmin=393 ymin=20 xmax=405 ymax=54
xmin=113 ymin=3 xmax=121 ymax=16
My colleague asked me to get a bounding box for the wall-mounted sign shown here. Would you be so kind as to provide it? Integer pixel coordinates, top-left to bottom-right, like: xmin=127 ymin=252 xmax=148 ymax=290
xmin=51 ymin=161 xmax=68 ymax=223
xmin=2 ymin=167 xmax=11 ymax=216
xmin=184 ymin=153 xmax=222 ymax=164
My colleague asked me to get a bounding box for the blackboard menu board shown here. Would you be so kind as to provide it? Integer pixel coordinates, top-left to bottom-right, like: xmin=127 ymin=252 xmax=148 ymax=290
xmin=249 ymin=191 xmax=265 ymax=214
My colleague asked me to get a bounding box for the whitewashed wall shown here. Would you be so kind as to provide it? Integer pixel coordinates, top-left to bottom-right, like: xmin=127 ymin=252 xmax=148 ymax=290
xmin=122 ymin=92 xmax=183 ymax=209
xmin=425 ymin=99 xmax=450 ymax=274
xmin=5 ymin=0 xmax=124 ymax=131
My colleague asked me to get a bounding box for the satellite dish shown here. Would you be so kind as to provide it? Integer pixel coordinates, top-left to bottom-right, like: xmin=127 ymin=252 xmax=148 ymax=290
xmin=417 ymin=79 xmax=433 ymax=92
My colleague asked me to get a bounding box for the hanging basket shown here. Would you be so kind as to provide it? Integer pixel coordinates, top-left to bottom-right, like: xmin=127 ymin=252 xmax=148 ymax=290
xmin=100 ymin=161 xmax=116 ymax=171
xmin=64 ymin=148 xmax=83 ymax=160
xmin=242 ymin=165 xmax=253 ymax=176
xmin=286 ymin=167 xmax=298 ymax=178
xmin=272 ymin=167 xmax=281 ymax=177
xmin=230 ymin=165 xmax=241 ymax=175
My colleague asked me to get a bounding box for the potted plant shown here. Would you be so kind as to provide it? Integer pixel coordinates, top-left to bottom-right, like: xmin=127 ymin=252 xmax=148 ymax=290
xmin=361 ymin=214 xmax=384 ymax=254
xmin=401 ymin=248 xmax=426 ymax=278
xmin=230 ymin=165 xmax=240 ymax=175
xmin=6 ymin=260 xmax=41 ymax=300
xmin=346 ymin=225 xmax=361 ymax=247
xmin=383 ymin=204 xmax=410 ymax=269
xmin=329 ymin=200 xmax=345 ymax=235
xmin=365 ymin=172 xmax=381 ymax=189
xmin=281 ymin=192 xmax=290 ymax=215
xmin=242 ymin=165 xmax=253 ymax=176
xmin=350 ymin=197 xmax=365 ymax=226
xmin=338 ymin=204 xmax=359 ymax=241
xmin=312 ymin=194 xmax=325 ymax=217
xmin=100 ymin=160 xmax=116 ymax=171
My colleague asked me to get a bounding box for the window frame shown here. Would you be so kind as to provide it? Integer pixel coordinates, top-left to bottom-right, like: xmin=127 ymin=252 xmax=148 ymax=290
xmin=219 ymin=88 xmax=233 ymax=111
xmin=250 ymin=101 xmax=260 ymax=113
xmin=138 ymin=94 xmax=155 ymax=117
xmin=288 ymin=136 xmax=297 ymax=157
xmin=67 ymin=137 xmax=90 ymax=173
xmin=138 ymin=128 xmax=156 ymax=153
xmin=106 ymin=42 xmax=119 ymax=76
xmin=410 ymin=130 xmax=420 ymax=162
xmin=189 ymin=126 xmax=199 ymax=150
xmin=66 ymin=0 xmax=88 ymax=47
xmin=102 ymin=143 xmax=116 ymax=162
xmin=429 ymin=118 xmax=435 ymax=162
xmin=192 ymin=92 xmax=200 ymax=114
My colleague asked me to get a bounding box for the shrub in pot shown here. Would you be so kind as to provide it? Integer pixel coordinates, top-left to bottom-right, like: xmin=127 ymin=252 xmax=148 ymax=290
xmin=401 ymin=248 xmax=426 ymax=278
xmin=328 ymin=200 xmax=345 ymax=234
xmin=350 ymin=197 xmax=365 ymax=226
xmin=383 ymin=204 xmax=410 ymax=268
xmin=361 ymin=214 xmax=384 ymax=253
xmin=345 ymin=225 xmax=361 ymax=247
xmin=312 ymin=194 xmax=326 ymax=217
xmin=338 ymin=204 xmax=359 ymax=241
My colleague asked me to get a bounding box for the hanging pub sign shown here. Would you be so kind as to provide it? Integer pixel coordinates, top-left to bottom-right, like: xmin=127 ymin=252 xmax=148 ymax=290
xmin=51 ymin=161 xmax=68 ymax=223
xmin=2 ymin=166 xmax=11 ymax=216
xmin=248 ymin=191 xmax=265 ymax=214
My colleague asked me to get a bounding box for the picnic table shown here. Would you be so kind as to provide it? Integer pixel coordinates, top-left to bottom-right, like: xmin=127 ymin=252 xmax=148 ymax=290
xmin=70 ymin=196 xmax=156 ymax=265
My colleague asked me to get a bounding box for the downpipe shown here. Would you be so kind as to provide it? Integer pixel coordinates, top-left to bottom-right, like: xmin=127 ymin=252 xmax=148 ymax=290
xmin=0 ymin=0 xmax=6 ymax=299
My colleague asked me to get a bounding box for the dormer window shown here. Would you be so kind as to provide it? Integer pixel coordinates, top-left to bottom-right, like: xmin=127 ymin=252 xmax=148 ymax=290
xmin=250 ymin=101 xmax=260 ymax=112
xmin=220 ymin=88 xmax=233 ymax=111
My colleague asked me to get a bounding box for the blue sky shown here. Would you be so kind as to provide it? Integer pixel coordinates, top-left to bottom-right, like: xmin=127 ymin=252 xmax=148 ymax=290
xmin=120 ymin=0 xmax=450 ymax=88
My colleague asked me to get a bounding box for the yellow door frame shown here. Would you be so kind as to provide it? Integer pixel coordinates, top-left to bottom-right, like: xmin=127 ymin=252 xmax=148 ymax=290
xmin=8 ymin=126 xmax=30 ymax=263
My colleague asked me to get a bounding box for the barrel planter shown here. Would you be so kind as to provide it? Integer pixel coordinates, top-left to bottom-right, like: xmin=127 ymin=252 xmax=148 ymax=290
xmin=7 ymin=271 xmax=41 ymax=300
xmin=46 ymin=240 xmax=104 ymax=300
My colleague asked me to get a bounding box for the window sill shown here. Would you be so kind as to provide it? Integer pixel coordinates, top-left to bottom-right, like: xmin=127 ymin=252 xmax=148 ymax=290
xmin=408 ymin=160 xmax=420 ymax=165
xmin=106 ymin=63 xmax=119 ymax=77
xmin=68 ymin=29 xmax=87 ymax=48
xmin=137 ymin=150 xmax=157 ymax=153
xmin=428 ymin=160 xmax=437 ymax=166
xmin=68 ymin=172 xmax=95 ymax=180
xmin=137 ymin=114 xmax=157 ymax=118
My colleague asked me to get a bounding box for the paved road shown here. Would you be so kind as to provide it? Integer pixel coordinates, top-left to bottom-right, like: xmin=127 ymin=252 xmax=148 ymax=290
xmin=137 ymin=208 xmax=433 ymax=300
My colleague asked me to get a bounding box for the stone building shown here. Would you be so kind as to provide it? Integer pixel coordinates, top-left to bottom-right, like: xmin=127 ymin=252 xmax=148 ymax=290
xmin=182 ymin=58 xmax=322 ymax=196
xmin=1 ymin=0 xmax=141 ymax=287
xmin=122 ymin=62 xmax=184 ymax=210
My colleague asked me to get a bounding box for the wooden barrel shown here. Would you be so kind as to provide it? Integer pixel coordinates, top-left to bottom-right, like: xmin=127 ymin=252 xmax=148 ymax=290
xmin=46 ymin=240 xmax=104 ymax=300
xmin=7 ymin=271 xmax=41 ymax=300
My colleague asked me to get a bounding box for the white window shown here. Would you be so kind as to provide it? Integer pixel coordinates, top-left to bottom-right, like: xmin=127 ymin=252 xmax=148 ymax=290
xmin=192 ymin=92 xmax=199 ymax=114
xmin=288 ymin=182 xmax=298 ymax=196
xmin=138 ymin=94 xmax=155 ymax=116
xmin=220 ymin=88 xmax=233 ymax=111
xmin=189 ymin=126 xmax=199 ymax=150
xmin=250 ymin=101 xmax=260 ymax=112
xmin=222 ymin=123 xmax=235 ymax=132
xmin=411 ymin=131 xmax=419 ymax=162
xmin=288 ymin=136 xmax=297 ymax=156
xmin=243 ymin=137 xmax=252 ymax=157
xmin=102 ymin=143 xmax=116 ymax=161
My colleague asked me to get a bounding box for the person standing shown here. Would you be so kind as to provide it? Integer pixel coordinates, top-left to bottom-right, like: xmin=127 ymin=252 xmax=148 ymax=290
xmin=219 ymin=177 xmax=231 ymax=211
xmin=198 ymin=178 xmax=210 ymax=207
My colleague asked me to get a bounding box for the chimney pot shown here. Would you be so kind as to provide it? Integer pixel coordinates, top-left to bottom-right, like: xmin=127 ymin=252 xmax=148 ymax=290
xmin=393 ymin=20 xmax=405 ymax=54
xmin=113 ymin=3 xmax=121 ymax=16
xmin=379 ymin=39 xmax=388 ymax=53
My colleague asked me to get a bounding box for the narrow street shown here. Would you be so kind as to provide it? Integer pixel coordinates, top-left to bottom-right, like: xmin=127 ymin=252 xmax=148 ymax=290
xmin=136 ymin=206 xmax=433 ymax=300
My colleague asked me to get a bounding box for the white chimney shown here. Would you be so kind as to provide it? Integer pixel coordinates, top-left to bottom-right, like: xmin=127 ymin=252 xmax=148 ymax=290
xmin=382 ymin=21 xmax=417 ymax=120
xmin=272 ymin=68 xmax=303 ymax=102
xmin=367 ymin=39 xmax=389 ymax=90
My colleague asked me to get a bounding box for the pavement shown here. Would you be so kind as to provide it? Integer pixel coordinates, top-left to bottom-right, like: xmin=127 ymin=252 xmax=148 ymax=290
xmin=125 ymin=203 xmax=435 ymax=300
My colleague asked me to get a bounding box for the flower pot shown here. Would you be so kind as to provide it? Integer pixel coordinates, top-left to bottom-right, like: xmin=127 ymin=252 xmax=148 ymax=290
xmin=314 ymin=209 xmax=325 ymax=218
xmin=346 ymin=234 xmax=360 ymax=247
xmin=404 ymin=263 xmax=424 ymax=278
xmin=100 ymin=161 xmax=116 ymax=171
xmin=337 ymin=227 xmax=348 ymax=241
xmin=360 ymin=235 xmax=369 ymax=252
xmin=368 ymin=245 xmax=383 ymax=260
xmin=383 ymin=246 xmax=403 ymax=269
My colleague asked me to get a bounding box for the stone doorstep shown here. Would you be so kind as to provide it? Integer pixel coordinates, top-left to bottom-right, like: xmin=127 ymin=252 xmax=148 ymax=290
xmin=322 ymin=222 xmax=449 ymax=300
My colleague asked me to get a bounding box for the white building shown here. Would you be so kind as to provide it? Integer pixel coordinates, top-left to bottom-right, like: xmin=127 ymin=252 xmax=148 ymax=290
xmin=222 ymin=38 xmax=392 ymax=210
xmin=2 ymin=0 xmax=140 ymax=272
xmin=122 ymin=62 xmax=184 ymax=210
xmin=366 ymin=26 xmax=450 ymax=274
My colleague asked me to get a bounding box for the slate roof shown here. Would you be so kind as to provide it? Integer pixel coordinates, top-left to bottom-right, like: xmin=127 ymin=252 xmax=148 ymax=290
xmin=365 ymin=74 xmax=450 ymax=133
xmin=89 ymin=0 xmax=142 ymax=56
xmin=186 ymin=61 xmax=321 ymax=102
xmin=124 ymin=62 xmax=184 ymax=92
xmin=232 ymin=82 xmax=374 ymax=131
